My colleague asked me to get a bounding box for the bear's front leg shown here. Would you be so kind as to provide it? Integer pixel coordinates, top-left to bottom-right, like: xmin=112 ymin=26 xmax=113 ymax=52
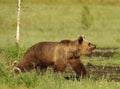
xmin=69 ymin=59 xmax=87 ymax=77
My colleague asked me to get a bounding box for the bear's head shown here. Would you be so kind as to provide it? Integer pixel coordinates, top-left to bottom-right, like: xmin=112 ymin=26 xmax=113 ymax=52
xmin=77 ymin=36 xmax=96 ymax=55
xmin=68 ymin=35 xmax=96 ymax=57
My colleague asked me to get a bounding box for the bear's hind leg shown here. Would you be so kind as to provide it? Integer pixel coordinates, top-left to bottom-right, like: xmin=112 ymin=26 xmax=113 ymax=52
xmin=53 ymin=60 xmax=68 ymax=73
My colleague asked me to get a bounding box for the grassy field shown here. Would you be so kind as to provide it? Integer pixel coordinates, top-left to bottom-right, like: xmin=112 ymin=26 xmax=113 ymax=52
xmin=1 ymin=3 xmax=120 ymax=48
xmin=0 ymin=2 xmax=120 ymax=89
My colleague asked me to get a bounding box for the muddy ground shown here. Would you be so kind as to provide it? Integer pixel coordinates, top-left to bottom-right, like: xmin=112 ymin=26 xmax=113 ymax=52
xmin=64 ymin=63 xmax=120 ymax=82
xmin=85 ymin=47 xmax=120 ymax=58
xmin=86 ymin=63 xmax=120 ymax=82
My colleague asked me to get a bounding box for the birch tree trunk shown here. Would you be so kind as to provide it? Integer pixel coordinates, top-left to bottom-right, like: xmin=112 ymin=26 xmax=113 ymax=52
xmin=16 ymin=0 xmax=21 ymax=45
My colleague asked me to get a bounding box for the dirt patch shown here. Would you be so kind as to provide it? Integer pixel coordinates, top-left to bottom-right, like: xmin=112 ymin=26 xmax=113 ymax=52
xmin=85 ymin=47 xmax=119 ymax=58
xmin=64 ymin=63 xmax=120 ymax=82
xmin=86 ymin=63 xmax=120 ymax=82
xmin=85 ymin=51 xmax=116 ymax=58
xmin=96 ymin=47 xmax=119 ymax=50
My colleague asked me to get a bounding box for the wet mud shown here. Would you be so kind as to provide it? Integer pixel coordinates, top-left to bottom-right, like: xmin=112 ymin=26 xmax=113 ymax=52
xmin=86 ymin=63 xmax=120 ymax=82
xmin=85 ymin=47 xmax=119 ymax=58
xmin=64 ymin=63 xmax=120 ymax=82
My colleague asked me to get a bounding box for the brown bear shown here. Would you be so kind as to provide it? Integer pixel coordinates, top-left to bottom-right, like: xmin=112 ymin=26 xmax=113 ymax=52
xmin=13 ymin=35 xmax=96 ymax=77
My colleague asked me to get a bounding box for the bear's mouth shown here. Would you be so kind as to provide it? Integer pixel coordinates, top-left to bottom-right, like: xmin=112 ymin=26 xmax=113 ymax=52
xmin=88 ymin=46 xmax=96 ymax=52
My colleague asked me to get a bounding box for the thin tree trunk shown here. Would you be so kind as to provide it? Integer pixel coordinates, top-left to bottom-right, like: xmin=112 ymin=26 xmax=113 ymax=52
xmin=16 ymin=0 xmax=21 ymax=45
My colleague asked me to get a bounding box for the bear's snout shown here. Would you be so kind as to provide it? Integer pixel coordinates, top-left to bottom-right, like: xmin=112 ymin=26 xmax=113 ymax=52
xmin=88 ymin=44 xmax=96 ymax=51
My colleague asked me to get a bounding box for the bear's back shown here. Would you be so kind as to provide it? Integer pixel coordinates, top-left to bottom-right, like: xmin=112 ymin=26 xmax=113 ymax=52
xmin=23 ymin=42 xmax=58 ymax=60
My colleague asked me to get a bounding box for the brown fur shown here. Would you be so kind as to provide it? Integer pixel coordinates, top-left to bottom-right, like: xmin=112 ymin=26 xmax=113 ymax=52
xmin=69 ymin=59 xmax=87 ymax=77
xmin=14 ymin=36 xmax=96 ymax=77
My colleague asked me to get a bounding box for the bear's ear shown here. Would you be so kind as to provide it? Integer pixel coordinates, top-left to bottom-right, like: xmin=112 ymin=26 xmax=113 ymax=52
xmin=78 ymin=36 xmax=83 ymax=44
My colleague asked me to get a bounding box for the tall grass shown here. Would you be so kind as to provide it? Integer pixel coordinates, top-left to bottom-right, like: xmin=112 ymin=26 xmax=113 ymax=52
xmin=0 ymin=70 xmax=120 ymax=89
xmin=0 ymin=62 xmax=120 ymax=89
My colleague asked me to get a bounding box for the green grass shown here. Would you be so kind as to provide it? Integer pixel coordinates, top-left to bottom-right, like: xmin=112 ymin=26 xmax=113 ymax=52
xmin=0 ymin=3 xmax=120 ymax=48
xmin=0 ymin=3 xmax=120 ymax=89
xmin=0 ymin=64 xmax=120 ymax=89
xmin=1 ymin=0 xmax=120 ymax=5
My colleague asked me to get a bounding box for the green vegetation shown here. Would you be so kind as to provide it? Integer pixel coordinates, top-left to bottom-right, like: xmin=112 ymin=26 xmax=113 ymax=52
xmin=0 ymin=69 xmax=119 ymax=89
xmin=0 ymin=1 xmax=120 ymax=89
xmin=1 ymin=3 xmax=120 ymax=48
xmin=1 ymin=0 xmax=120 ymax=5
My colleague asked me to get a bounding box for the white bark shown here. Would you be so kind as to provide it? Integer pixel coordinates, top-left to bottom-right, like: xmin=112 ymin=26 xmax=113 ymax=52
xmin=16 ymin=0 xmax=21 ymax=44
